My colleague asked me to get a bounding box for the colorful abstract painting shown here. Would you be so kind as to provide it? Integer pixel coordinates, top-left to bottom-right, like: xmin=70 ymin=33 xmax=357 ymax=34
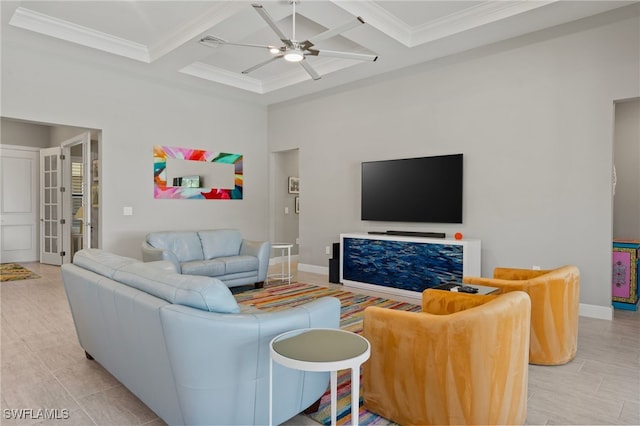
xmin=153 ymin=145 xmax=243 ymax=199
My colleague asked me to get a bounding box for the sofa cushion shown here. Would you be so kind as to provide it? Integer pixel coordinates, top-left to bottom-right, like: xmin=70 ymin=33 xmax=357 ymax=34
xmin=181 ymin=259 xmax=226 ymax=277
xmin=73 ymin=249 xmax=140 ymax=279
xmin=113 ymin=262 xmax=239 ymax=314
xmin=220 ymin=256 xmax=259 ymax=275
xmin=198 ymin=229 xmax=242 ymax=259
xmin=147 ymin=232 xmax=204 ymax=263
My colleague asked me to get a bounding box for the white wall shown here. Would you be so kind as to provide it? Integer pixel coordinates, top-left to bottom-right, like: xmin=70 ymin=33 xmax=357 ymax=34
xmin=0 ymin=118 xmax=98 ymax=149
xmin=49 ymin=125 xmax=99 ymax=146
xmin=1 ymin=118 xmax=50 ymax=148
xmin=2 ymin=31 xmax=268 ymax=259
xmin=268 ymin=7 xmax=640 ymax=308
xmin=613 ymin=99 xmax=640 ymax=239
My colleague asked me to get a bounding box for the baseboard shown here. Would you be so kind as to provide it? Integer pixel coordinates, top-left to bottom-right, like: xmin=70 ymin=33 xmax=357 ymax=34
xmin=579 ymin=303 xmax=613 ymax=320
xmin=296 ymin=264 xmax=615 ymax=321
xmin=298 ymin=263 xmax=328 ymax=275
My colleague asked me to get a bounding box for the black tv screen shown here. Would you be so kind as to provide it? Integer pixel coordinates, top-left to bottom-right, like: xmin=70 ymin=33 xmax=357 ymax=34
xmin=361 ymin=154 xmax=463 ymax=223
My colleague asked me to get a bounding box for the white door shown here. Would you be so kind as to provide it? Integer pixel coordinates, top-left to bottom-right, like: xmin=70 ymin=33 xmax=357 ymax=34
xmin=0 ymin=145 xmax=40 ymax=263
xmin=40 ymin=147 xmax=63 ymax=265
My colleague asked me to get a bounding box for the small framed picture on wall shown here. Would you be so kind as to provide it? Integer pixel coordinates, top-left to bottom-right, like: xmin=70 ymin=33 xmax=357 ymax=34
xmin=288 ymin=176 xmax=299 ymax=194
xmin=91 ymin=184 xmax=99 ymax=208
xmin=92 ymin=160 xmax=99 ymax=181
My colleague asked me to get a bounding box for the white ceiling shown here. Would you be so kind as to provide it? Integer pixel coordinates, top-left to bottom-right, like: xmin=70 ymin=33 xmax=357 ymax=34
xmin=2 ymin=1 xmax=637 ymax=105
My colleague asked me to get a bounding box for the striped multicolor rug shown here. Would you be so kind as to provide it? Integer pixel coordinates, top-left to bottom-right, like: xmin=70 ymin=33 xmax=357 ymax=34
xmin=235 ymin=282 xmax=421 ymax=425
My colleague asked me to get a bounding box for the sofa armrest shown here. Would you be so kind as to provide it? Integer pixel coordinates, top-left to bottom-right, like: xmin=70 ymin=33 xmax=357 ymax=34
xmin=463 ymin=273 xmax=570 ymax=296
xmin=493 ymin=267 xmax=551 ymax=280
xmin=159 ymin=296 xmax=340 ymax=425
xmin=462 ymin=276 xmax=527 ymax=293
xmin=240 ymin=239 xmax=271 ymax=282
xmin=421 ymin=289 xmax=498 ymax=315
xmin=142 ymin=241 xmax=181 ymax=273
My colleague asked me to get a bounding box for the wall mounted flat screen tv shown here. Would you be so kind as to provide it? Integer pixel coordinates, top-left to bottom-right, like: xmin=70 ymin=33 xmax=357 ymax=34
xmin=361 ymin=154 xmax=463 ymax=223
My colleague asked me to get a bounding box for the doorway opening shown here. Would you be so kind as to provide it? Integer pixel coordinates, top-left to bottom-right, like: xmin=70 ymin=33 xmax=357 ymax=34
xmin=613 ymin=98 xmax=640 ymax=240
xmin=271 ymin=149 xmax=300 ymax=262
xmin=611 ymin=97 xmax=640 ymax=311
xmin=0 ymin=117 xmax=101 ymax=265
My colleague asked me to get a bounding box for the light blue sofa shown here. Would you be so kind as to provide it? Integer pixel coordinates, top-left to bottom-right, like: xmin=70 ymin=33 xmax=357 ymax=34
xmin=61 ymin=249 xmax=340 ymax=425
xmin=141 ymin=229 xmax=270 ymax=288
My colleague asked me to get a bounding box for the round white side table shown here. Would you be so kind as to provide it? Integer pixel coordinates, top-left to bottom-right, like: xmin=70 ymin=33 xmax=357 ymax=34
xmin=269 ymin=328 xmax=370 ymax=426
xmin=268 ymin=243 xmax=293 ymax=285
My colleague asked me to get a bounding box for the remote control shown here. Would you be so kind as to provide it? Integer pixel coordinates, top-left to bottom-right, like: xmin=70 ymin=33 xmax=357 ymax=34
xmin=457 ymin=285 xmax=479 ymax=294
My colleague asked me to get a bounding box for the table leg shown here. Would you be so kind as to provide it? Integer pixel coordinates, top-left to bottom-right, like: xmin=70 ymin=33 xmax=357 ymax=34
xmin=269 ymin=358 xmax=273 ymax=426
xmin=331 ymin=370 xmax=337 ymax=426
xmin=286 ymin=246 xmax=291 ymax=284
xmin=351 ymin=366 xmax=360 ymax=426
xmin=280 ymin=248 xmax=285 ymax=282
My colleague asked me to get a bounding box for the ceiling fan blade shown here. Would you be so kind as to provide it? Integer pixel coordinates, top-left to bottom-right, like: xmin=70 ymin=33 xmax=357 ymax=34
xmin=300 ymin=60 xmax=321 ymax=80
xmin=306 ymin=16 xmax=365 ymax=45
xmin=241 ymin=55 xmax=283 ymax=75
xmin=200 ymin=35 xmax=277 ymax=51
xmin=311 ymin=49 xmax=378 ymax=62
xmin=251 ymin=4 xmax=292 ymax=47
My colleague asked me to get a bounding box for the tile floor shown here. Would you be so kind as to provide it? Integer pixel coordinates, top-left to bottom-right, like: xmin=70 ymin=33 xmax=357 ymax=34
xmin=1 ymin=261 xmax=638 ymax=425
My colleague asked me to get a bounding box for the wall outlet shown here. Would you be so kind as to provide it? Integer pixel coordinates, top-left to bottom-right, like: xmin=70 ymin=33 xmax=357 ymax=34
xmin=532 ymin=265 xmax=541 ymax=270
xmin=325 ymin=246 xmax=331 ymax=255
xmin=295 ymin=238 xmax=300 ymax=245
xmin=123 ymin=206 xmax=133 ymax=216
xmin=284 ymin=207 xmax=289 ymax=214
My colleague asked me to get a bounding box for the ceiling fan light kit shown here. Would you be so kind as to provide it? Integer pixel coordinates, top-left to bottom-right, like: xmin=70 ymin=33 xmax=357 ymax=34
xmin=199 ymin=0 xmax=377 ymax=81
xmin=283 ymin=48 xmax=304 ymax=62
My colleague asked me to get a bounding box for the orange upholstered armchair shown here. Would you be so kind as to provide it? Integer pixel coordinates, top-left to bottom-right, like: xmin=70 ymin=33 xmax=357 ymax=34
xmin=463 ymin=265 xmax=580 ymax=366
xmin=363 ymin=290 xmax=531 ymax=426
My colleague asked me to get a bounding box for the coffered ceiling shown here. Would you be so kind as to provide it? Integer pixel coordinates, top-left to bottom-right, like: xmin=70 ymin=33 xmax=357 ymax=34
xmin=2 ymin=1 xmax=636 ymax=104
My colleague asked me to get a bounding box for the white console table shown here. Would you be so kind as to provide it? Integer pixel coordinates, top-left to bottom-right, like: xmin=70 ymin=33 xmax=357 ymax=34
xmin=340 ymin=233 xmax=481 ymax=299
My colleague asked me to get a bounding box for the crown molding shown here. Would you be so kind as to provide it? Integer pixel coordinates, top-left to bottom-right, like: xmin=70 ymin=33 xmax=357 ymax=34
xmin=410 ymin=0 xmax=557 ymax=46
xmin=9 ymin=7 xmax=150 ymax=63
xmin=181 ymin=61 xmax=313 ymax=95
xmin=148 ymin=2 xmax=247 ymax=62
xmin=181 ymin=56 xmax=361 ymax=95
xmin=331 ymin=0 xmax=411 ymax=46
xmin=261 ymin=57 xmax=348 ymax=93
xmin=332 ymin=0 xmax=557 ymax=48
xmin=180 ymin=62 xmax=264 ymax=94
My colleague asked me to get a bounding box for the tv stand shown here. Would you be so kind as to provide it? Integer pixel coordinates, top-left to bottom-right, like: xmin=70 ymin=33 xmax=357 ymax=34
xmin=341 ymin=233 xmax=481 ymax=299
xmin=385 ymin=230 xmax=446 ymax=239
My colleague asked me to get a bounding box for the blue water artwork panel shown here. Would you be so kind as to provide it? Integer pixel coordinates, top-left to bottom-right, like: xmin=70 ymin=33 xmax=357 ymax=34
xmin=343 ymin=237 xmax=463 ymax=292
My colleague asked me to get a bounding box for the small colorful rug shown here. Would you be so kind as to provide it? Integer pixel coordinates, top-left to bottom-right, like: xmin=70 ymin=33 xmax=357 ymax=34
xmin=0 ymin=263 xmax=40 ymax=282
xmin=235 ymin=282 xmax=421 ymax=425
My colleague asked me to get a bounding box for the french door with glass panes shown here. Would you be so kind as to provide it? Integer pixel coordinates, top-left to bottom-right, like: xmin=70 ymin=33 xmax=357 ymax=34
xmin=40 ymin=147 xmax=63 ymax=265
xmin=61 ymin=132 xmax=92 ymax=263
xmin=40 ymin=132 xmax=92 ymax=265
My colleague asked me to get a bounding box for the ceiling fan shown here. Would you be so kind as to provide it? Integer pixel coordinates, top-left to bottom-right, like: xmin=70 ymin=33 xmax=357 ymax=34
xmin=199 ymin=1 xmax=378 ymax=81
